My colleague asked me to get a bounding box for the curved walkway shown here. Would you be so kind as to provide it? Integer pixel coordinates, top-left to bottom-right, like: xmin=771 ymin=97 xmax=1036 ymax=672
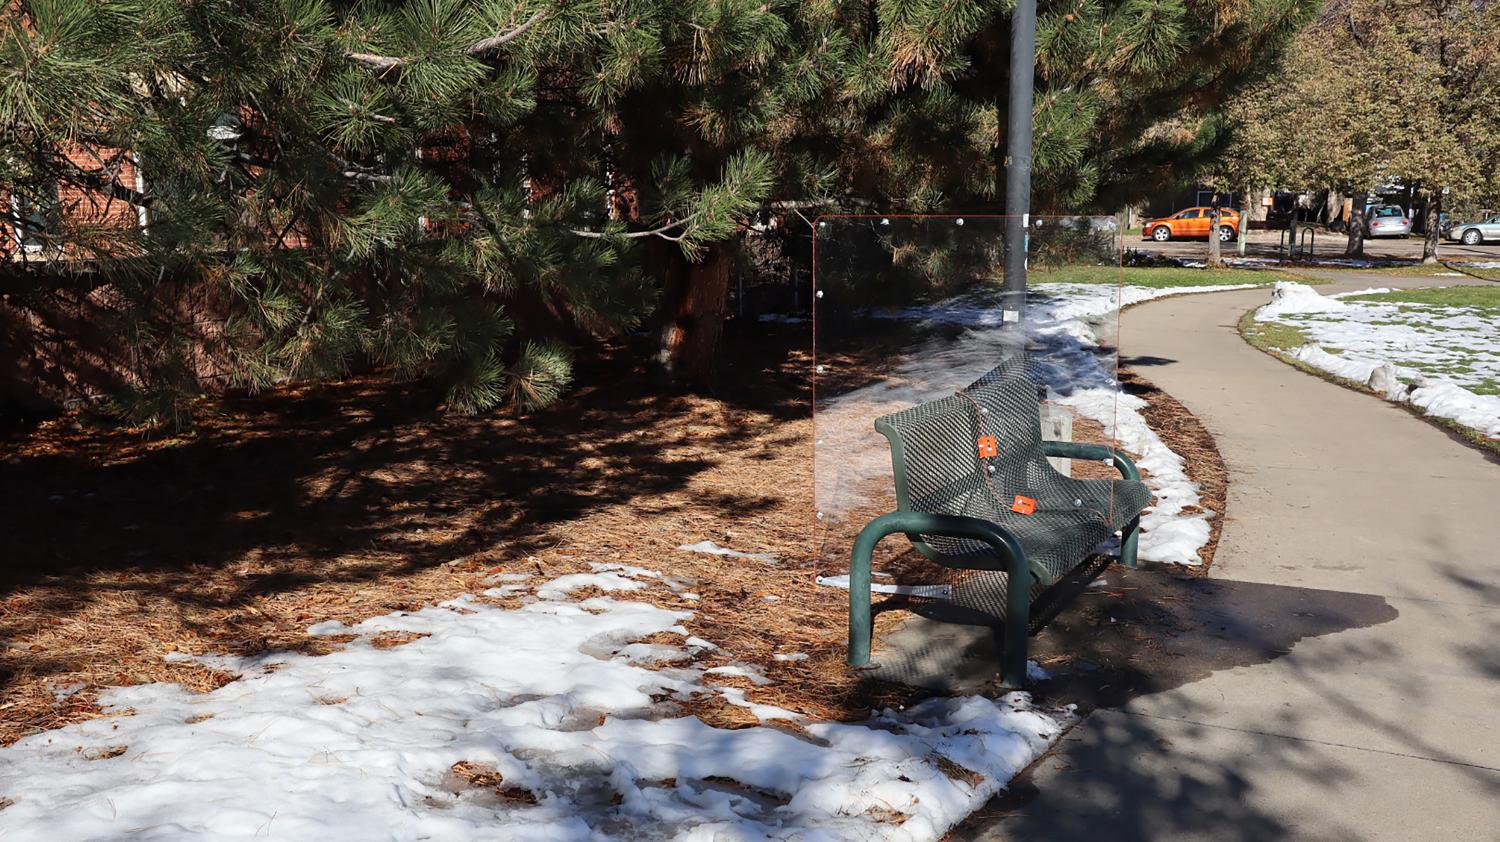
xmin=966 ymin=274 xmax=1500 ymax=840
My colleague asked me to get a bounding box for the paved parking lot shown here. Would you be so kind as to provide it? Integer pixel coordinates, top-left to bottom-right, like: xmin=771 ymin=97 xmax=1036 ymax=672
xmin=1138 ymin=229 xmax=1500 ymax=264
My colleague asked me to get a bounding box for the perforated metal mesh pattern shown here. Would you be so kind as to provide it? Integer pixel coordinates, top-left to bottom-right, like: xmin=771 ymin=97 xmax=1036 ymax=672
xmin=876 ymin=374 xmax=1151 ymax=595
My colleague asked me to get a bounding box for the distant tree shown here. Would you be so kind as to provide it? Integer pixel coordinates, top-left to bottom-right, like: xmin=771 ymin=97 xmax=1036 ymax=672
xmin=1350 ymin=0 xmax=1500 ymax=263
xmin=1217 ymin=0 xmax=1500 ymax=261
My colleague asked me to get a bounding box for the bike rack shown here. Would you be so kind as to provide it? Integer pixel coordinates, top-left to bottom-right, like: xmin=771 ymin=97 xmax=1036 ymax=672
xmin=1278 ymin=225 xmax=1317 ymax=259
xmin=1298 ymin=226 xmax=1316 ymax=257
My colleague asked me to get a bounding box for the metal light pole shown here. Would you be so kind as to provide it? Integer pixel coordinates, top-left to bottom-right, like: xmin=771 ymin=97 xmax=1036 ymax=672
xmin=1001 ymin=0 xmax=1037 ymax=361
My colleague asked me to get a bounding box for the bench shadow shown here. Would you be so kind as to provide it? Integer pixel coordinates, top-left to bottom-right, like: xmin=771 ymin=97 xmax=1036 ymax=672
xmin=1116 ymin=354 xmax=1178 ymax=368
xmin=862 ymin=563 xmax=1397 ymax=707
xmin=861 ymin=564 xmax=1401 ymax=841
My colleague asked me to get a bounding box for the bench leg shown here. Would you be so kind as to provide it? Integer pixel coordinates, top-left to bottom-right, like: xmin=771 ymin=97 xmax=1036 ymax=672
xmin=847 ymin=515 xmax=897 ymax=667
xmin=848 ymin=512 xmax=1034 ymax=688
xmin=1121 ymin=515 xmax=1141 ymax=569
xmin=1001 ymin=548 xmax=1031 ymax=688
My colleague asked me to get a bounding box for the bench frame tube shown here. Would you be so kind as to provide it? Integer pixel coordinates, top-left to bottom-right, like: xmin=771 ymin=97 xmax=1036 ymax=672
xmin=848 ymin=511 xmax=1032 ymax=687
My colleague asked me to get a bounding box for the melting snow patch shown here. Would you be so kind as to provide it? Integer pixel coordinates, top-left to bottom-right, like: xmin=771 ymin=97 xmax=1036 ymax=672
xmin=704 ymin=664 xmax=773 ymax=686
xmin=815 ymin=575 xmax=954 ymax=600
xmin=534 ymin=571 xmax=646 ymax=600
xmin=1257 ymin=281 xmax=1349 ymax=319
xmin=47 ymin=683 xmax=85 ymax=702
xmin=1256 ymin=283 xmax=1500 ymax=439
xmin=677 ymin=540 xmax=779 ymax=565
xmin=534 ymin=564 xmax=662 ymax=601
xmin=0 ymin=573 xmax=1067 ymax=842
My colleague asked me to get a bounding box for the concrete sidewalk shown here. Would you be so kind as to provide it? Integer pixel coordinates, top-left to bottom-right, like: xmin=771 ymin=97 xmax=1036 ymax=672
xmin=957 ymin=274 xmax=1500 ymax=841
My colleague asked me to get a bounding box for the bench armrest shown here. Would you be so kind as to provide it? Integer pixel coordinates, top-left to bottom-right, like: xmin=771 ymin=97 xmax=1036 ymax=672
xmin=857 ymin=511 xmax=1029 ymax=570
xmin=1042 ymin=441 xmax=1141 ymax=482
xmin=1041 ymin=441 xmax=1144 ymax=569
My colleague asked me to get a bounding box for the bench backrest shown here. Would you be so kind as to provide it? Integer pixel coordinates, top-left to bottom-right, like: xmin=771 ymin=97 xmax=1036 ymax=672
xmin=874 ymin=375 xmax=1054 ymax=562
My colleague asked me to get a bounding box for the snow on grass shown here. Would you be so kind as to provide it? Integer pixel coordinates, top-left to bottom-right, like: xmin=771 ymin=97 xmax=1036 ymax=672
xmin=816 ymin=281 xmax=1250 ymax=566
xmin=1254 ymin=282 xmax=1500 ymax=439
xmin=1169 ymin=254 xmax=1410 ymax=270
xmin=0 ymin=568 xmax=1068 ymax=841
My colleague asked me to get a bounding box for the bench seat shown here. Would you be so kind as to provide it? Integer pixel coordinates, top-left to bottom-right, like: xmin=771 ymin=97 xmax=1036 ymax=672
xmin=846 ymin=373 xmax=1152 ymax=686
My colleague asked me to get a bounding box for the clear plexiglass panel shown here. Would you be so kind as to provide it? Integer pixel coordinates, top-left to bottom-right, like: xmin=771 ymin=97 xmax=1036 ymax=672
xmin=810 ymin=215 xmax=1127 ymax=620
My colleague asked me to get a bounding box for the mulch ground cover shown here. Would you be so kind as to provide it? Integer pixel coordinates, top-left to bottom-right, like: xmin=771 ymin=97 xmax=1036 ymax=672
xmin=0 ymin=326 xmax=1228 ymax=745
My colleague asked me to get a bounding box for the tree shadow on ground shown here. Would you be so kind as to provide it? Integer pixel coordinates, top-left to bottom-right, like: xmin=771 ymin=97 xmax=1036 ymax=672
xmin=0 ymin=329 xmax=812 ymax=695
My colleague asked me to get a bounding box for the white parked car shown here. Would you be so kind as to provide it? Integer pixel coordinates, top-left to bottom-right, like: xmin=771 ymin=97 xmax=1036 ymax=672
xmin=1364 ymin=205 xmax=1411 ymax=238
xmin=1446 ymin=214 xmax=1500 ymax=245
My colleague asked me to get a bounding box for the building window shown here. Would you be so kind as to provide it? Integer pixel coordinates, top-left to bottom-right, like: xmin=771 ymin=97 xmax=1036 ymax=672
xmin=10 ymin=182 xmax=60 ymax=252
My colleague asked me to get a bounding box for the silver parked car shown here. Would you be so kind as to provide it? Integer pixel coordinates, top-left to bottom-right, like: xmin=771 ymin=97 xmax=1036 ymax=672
xmin=1364 ymin=205 xmax=1412 ymax=238
xmin=1446 ymin=214 xmax=1500 ymax=245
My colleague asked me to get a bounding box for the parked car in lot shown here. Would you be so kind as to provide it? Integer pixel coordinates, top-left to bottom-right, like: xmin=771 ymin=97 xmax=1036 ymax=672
xmin=1142 ymin=207 xmax=1241 ymax=242
xmin=1364 ymin=205 xmax=1411 ymax=238
xmin=1445 ymin=214 xmax=1500 ymax=245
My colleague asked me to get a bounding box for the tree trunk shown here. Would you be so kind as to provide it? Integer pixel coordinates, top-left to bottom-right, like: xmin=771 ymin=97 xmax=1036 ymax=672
xmin=1237 ymin=187 xmax=1250 ymax=257
xmin=652 ymin=239 xmax=733 ymax=389
xmin=1345 ymin=190 xmax=1366 ymax=257
xmin=1207 ymin=194 xmax=1224 ymax=268
xmin=1422 ymin=189 xmax=1442 ymax=264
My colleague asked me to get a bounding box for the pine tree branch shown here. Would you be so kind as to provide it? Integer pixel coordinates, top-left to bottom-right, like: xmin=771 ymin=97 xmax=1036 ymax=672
xmin=347 ymin=52 xmax=404 ymax=72
xmin=570 ymin=209 xmax=707 ymax=240
xmin=342 ymin=170 xmax=396 ymax=184
xmin=467 ymin=9 xmax=549 ymax=55
xmin=349 ymin=9 xmax=548 ymax=71
xmin=318 ymin=147 xmax=398 ymax=185
xmin=765 ymin=198 xmax=876 ymax=210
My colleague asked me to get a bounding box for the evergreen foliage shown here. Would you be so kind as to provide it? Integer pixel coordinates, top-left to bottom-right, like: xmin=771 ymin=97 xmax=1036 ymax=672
xmin=0 ymin=0 xmax=1319 ymax=424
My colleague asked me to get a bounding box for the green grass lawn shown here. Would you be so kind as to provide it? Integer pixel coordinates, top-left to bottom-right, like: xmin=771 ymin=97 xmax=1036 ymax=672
xmin=1326 ymin=261 xmax=1500 ymax=281
xmin=1239 ymin=316 xmax=1313 ymax=352
xmin=1341 ymin=285 xmax=1500 ymax=311
xmin=1029 ymin=264 xmax=1314 ymax=288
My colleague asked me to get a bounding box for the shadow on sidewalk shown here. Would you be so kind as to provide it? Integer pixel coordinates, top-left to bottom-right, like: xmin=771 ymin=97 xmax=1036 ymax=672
xmin=878 ymin=564 xmax=1401 ymax=841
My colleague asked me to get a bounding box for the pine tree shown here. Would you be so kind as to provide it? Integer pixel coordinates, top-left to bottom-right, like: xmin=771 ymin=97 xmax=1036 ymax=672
xmin=2 ymin=0 xmax=655 ymax=425
xmin=535 ymin=0 xmax=1322 ymax=380
xmin=1 ymin=0 xmax=1324 ymax=421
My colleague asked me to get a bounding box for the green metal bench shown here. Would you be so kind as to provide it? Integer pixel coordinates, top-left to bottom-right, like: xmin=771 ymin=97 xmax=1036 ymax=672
xmin=846 ymin=372 xmax=1151 ymax=686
